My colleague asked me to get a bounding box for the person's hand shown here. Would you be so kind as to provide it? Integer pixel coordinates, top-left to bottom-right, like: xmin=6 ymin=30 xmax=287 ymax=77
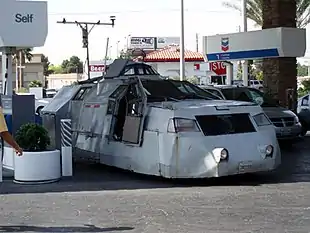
xmin=15 ymin=147 xmax=23 ymax=156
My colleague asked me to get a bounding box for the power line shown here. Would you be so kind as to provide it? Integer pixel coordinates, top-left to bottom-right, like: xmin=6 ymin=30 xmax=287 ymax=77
xmin=49 ymin=9 xmax=236 ymax=16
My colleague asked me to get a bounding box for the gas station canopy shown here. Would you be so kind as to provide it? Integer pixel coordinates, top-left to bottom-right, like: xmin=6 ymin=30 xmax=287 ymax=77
xmin=0 ymin=0 xmax=48 ymax=49
xmin=203 ymin=27 xmax=306 ymax=62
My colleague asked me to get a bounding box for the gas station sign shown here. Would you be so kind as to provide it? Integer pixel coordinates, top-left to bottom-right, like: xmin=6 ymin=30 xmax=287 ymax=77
xmin=203 ymin=27 xmax=306 ymax=62
xmin=89 ymin=65 xmax=105 ymax=72
xmin=209 ymin=62 xmax=226 ymax=75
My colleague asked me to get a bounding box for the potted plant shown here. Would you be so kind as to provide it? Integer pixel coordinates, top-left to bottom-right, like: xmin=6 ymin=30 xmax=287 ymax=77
xmin=14 ymin=123 xmax=61 ymax=184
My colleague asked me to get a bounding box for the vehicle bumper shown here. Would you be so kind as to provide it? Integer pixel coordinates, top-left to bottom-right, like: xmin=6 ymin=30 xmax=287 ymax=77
xmin=274 ymin=123 xmax=302 ymax=140
xmin=160 ymin=130 xmax=281 ymax=178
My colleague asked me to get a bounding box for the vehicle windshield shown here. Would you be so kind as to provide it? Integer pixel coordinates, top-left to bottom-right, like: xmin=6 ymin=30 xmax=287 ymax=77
xmin=220 ymin=87 xmax=278 ymax=107
xmin=141 ymin=80 xmax=220 ymax=102
xmin=169 ymin=80 xmax=222 ymax=100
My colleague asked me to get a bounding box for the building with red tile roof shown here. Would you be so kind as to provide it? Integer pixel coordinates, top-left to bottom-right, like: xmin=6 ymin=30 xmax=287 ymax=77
xmin=143 ymin=46 xmax=205 ymax=63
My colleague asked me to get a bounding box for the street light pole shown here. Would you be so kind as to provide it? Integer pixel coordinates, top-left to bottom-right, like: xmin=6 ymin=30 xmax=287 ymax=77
xmin=241 ymin=0 xmax=248 ymax=86
xmin=180 ymin=0 xmax=185 ymax=81
xmin=116 ymin=41 xmax=120 ymax=58
xmin=126 ymin=34 xmax=131 ymax=49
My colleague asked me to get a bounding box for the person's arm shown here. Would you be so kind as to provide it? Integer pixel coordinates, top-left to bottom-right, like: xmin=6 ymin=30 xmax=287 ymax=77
xmin=1 ymin=131 xmax=21 ymax=152
xmin=0 ymin=108 xmax=22 ymax=155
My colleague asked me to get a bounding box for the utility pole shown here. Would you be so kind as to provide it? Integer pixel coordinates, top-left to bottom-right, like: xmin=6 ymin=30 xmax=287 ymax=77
xmin=57 ymin=16 xmax=116 ymax=80
xmin=241 ymin=0 xmax=248 ymax=86
xmin=180 ymin=0 xmax=185 ymax=81
xmin=116 ymin=40 xmax=120 ymax=58
xmin=195 ymin=33 xmax=199 ymax=52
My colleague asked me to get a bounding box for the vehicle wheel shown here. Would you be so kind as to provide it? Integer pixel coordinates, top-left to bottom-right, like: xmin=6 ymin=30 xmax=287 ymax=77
xmin=300 ymin=120 xmax=308 ymax=136
xmin=36 ymin=106 xmax=44 ymax=115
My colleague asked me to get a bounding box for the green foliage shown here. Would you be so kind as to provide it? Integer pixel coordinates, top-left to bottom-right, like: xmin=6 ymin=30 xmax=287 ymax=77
xmin=23 ymin=48 xmax=33 ymax=62
xmin=16 ymin=87 xmax=29 ymax=93
xmin=61 ymin=56 xmax=84 ymax=73
xmin=41 ymin=54 xmax=53 ymax=77
xmin=298 ymin=79 xmax=310 ymax=97
xmin=29 ymin=80 xmax=43 ymax=87
xmin=15 ymin=123 xmax=51 ymax=152
xmin=49 ymin=64 xmax=63 ymax=74
xmin=186 ymin=76 xmax=199 ymax=84
xmin=297 ymin=62 xmax=308 ymax=76
xmin=255 ymin=70 xmax=263 ymax=80
xmin=48 ymin=56 xmax=84 ymax=74
xmin=119 ymin=49 xmax=133 ymax=59
xmin=223 ymin=0 xmax=310 ymax=28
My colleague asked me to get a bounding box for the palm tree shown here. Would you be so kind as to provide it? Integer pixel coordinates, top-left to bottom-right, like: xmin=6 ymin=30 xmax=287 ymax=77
xmin=223 ymin=0 xmax=306 ymax=110
xmin=13 ymin=48 xmax=33 ymax=88
xmin=223 ymin=0 xmax=310 ymax=28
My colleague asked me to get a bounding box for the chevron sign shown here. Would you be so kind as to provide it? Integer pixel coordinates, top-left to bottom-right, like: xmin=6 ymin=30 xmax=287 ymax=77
xmin=221 ymin=37 xmax=229 ymax=52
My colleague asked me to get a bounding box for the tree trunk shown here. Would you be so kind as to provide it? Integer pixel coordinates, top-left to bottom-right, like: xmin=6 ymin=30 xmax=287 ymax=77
xmin=262 ymin=0 xmax=297 ymax=110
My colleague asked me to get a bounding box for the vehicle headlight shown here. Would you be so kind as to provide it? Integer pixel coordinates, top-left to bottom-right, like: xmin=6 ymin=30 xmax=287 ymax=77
xmin=265 ymin=145 xmax=273 ymax=157
xmin=253 ymin=113 xmax=272 ymax=126
xmin=294 ymin=115 xmax=300 ymax=123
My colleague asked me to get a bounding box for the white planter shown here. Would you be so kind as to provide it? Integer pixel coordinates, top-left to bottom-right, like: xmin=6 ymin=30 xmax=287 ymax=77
xmin=14 ymin=150 xmax=61 ymax=184
xmin=2 ymin=147 xmax=14 ymax=170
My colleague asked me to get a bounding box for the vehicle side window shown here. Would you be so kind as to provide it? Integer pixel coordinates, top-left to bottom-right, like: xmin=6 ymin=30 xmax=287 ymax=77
xmin=206 ymin=89 xmax=223 ymax=98
xmin=302 ymin=95 xmax=309 ymax=106
xmin=110 ymin=85 xmax=128 ymax=99
xmin=248 ymin=89 xmax=262 ymax=100
xmin=73 ymin=87 xmax=92 ymax=100
xmin=221 ymin=89 xmax=251 ymax=102
xmin=221 ymin=89 xmax=235 ymax=99
xmin=124 ymin=67 xmax=135 ymax=75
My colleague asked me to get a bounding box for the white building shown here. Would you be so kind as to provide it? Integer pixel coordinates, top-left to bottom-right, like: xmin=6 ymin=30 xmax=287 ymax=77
xmin=144 ymin=46 xmax=208 ymax=79
xmin=46 ymin=73 xmax=83 ymax=90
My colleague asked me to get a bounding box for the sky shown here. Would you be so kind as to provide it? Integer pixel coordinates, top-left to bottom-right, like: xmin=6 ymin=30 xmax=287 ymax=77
xmin=31 ymin=0 xmax=310 ymax=65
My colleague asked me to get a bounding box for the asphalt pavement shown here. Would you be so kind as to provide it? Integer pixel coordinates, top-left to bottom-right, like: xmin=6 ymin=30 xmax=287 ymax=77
xmin=0 ymin=137 xmax=310 ymax=232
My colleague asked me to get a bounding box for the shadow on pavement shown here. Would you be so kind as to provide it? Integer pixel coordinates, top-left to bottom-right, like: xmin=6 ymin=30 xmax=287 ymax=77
xmin=0 ymin=224 xmax=134 ymax=232
xmin=1 ymin=136 xmax=310 ymax=194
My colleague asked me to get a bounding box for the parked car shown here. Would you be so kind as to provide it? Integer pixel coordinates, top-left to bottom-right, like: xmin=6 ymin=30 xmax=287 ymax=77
xmin=200 ymin=85 xmax=302 ymax=142
xmin=297 ymin=93 xmax=310 ymax=135
xmin=16 ymin=93 xmax=53 ymax=115
xmin=35 ymin=98 xmax=53 ymax=115
xmin=197 ymin=85 xmax=225 ymax=99
xmin=249 ymin=80 xmax=263 ymax=90
xmin=170 ymin=81 xmax=223 ymax=100
xmin=232 ymin=80 xmax=244 ymax=86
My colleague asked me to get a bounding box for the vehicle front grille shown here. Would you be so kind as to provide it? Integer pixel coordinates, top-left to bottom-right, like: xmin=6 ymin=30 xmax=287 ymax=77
xmin=270 ymin=117 xmax=295 ymax=127
xmin=195 ymin=113 xmax=256 ymax=136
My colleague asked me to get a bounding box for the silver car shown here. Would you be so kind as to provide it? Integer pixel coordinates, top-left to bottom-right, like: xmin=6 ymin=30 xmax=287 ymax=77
xmin=201 ymin=85 xmax=302 ymax=141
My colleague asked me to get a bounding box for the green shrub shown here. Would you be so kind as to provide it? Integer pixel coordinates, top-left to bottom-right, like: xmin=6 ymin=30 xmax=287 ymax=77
xmin=15 ymin=123 xmax=50 ymax=152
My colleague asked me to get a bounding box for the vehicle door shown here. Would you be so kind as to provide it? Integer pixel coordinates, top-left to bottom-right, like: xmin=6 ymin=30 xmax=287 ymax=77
xmin=298 ymin=94 xmax=310 ymax=117
xmin=102 ymin=84 xmax=129 ymax=141
xmin=121 ymin=77 xmax=147 ymax=146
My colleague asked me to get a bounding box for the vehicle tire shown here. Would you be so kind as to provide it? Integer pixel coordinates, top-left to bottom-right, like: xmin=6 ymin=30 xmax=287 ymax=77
xmin=301 ymin=122 xmax=308 ymax=136
xmin=36 ymin=106 xmax=44 ymax=115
